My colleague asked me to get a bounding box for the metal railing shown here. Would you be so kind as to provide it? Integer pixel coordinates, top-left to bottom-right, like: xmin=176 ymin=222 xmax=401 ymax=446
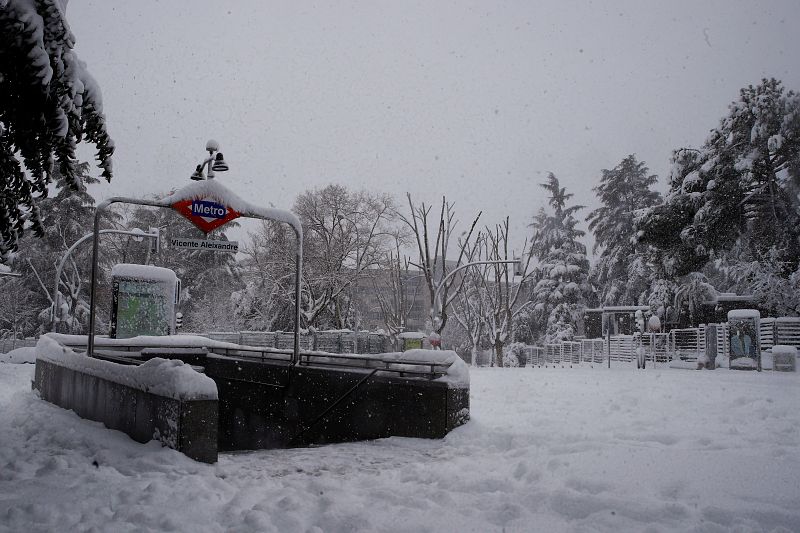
xmin=667 ymin=327 xmax=705 ymax=362
xmin=202 ymin=330 xmax=390 ymax=354
xmin=48 ymin=338 xmax=450 ymax=380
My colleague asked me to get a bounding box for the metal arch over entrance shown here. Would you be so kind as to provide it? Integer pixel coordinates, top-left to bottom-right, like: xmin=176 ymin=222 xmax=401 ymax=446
xmin=87 ymin=180 xmax=304 ymax=363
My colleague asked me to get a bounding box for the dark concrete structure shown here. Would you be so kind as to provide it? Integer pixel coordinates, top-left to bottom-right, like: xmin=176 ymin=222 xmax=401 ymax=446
xmin=205 ymin=355 xmax=469 ymax=450
xmin=33 ymin=358 xmax=218 ymax=463
xmin=33 ymin=344 xmax=470 ymax=463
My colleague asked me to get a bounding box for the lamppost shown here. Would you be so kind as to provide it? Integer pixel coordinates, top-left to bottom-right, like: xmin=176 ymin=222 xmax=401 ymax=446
xmin=190 ymin=139 xmax=229 ymax=180
xmin=51 ymin=228 xmax=159 ymax=332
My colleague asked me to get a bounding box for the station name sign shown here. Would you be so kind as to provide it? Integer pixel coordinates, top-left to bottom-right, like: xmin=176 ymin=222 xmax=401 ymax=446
xmin=170 ymin=237 xmax=239 ymax=253
xmin=172 ymin=197 xmax=241 ymax=233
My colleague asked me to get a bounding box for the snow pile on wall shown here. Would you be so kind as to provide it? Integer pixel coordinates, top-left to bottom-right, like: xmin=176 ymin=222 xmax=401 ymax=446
xmin=378 ymin=349 xmax=469 ymax=386
xmin=36 ymin=336 xmax=217 ymax=400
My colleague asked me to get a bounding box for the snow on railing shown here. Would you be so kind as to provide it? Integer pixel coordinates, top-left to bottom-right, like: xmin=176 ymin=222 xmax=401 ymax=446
xmin=560 ymin=341 xmax=579 ymax=365
xmin=638 ymin=333 xmax=669 ymax=363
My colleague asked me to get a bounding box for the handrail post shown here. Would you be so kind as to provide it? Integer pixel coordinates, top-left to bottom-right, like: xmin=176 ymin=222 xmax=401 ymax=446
xmin=87 ymin=201 xmax=108 ymax=356
xmin=293 ymin=234 xmax=302 ymax=366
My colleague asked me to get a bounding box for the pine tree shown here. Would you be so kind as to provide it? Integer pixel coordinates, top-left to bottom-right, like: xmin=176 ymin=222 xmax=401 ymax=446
xmin=1 ymin=0 xmax=113 ymax=261
xmin=638 ymin=79 xmax=800 ymax=278
xmin=637 ymin=79 xmax=800 ymax=315
xmin=586 ymin=155 xmax=661 ymax=306
xmin=529 ymin=174 xmax=590 ymax=343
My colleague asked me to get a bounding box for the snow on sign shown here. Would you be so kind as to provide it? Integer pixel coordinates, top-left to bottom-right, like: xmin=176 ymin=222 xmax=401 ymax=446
xmin=170 ymin=237 xmax=239 ymax=253
xmin=172 ymin=197 xmax=241 ymax=233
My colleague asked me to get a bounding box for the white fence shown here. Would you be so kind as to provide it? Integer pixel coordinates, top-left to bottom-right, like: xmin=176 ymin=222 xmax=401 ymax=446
xmin=520 ymin=316 xmax=800 ymax=368
xmin=667 ymin=327 xmax=705 ymax=362
xmin=767 ymin=317 xmax=800 ymax=350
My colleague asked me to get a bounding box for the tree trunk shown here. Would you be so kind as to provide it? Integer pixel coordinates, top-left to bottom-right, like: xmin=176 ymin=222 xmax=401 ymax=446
xmin=494 ymin=340 xmax=504 ymax=367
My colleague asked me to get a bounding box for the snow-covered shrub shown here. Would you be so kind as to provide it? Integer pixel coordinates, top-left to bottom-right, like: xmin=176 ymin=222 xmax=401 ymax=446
xmin=503 ymin=342 xmax=526 ymax=368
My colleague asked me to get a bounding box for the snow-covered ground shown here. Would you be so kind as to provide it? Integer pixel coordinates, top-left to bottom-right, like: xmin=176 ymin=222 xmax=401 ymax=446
xmin=1 ymin=359 xmax=799 ymax=532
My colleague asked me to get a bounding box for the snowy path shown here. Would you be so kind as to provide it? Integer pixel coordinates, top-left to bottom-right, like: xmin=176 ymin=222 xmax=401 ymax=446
xmin=1 ymin=363 xmax=799 ymax=532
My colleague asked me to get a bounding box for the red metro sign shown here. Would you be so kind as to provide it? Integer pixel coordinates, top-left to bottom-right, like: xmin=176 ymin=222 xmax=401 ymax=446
xmin=172 ymin=198 xmax=241 ymax=234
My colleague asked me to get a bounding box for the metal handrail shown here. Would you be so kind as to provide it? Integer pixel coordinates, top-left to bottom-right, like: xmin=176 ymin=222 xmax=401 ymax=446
xmin=87 ymin=189 xmax=303 ymax=364
xmin=60 ymin=338 xmax=450 ymax=379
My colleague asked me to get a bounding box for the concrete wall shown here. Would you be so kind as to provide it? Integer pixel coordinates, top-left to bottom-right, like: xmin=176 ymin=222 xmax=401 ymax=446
xmin=32 ymin=349 xmax=470 ymax=460
xmin=33 ymin=359 xmax=218 ymax=463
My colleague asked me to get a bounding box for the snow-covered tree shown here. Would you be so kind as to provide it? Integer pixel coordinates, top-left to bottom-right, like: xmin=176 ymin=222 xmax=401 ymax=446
xmin=645 ymin=278 xmax=676 ymax=328
xmin=529 ymin=174 xmax=591 ymax=343
xmin=236 ymin=220 xmax=304 ymax=332
xmin=450 ymin=237 xmax=487 ymax=365
xmin=1 ymin=0 xmax=113 ymax=261
xmin=371 ymin=234 xmax=421 ymax=347
xmin=638 ymin=79 xmax=800 ymax=276
xmin=637 ymin=79 xmax=800 ymax=314
xmin=477 ymin=219 xmax=535 ymax=366
xmin=399 ymin=194 xmax=482 ymax=336
xmin=9 ymin=162 xmax=119 ymax=334
xmin=586 ymin=155 xmax=661 ymax=306
xmin=450 ymin=278 xmax=486 ymax=366
xmin=0 ymin=275 xmax=38 ymax=338
xmin=672 ymin=272 xmax=718 ymax=327
xmin=717 ymin=245 xmax=800 ymax=317
xmin=294 ymin=184 xmax=396 ymax=329
xmin=502 ymin=342 xmax=525 ymax=367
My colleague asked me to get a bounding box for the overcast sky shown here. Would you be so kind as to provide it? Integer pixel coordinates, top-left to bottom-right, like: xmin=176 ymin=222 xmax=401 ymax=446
xmin=69 ymin=0 xmax=800 ymax=252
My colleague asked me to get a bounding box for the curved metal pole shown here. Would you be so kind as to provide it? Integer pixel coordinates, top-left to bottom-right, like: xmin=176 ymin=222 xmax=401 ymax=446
xmin=431 ymin=259 xmax=519 ymax=330
xmin=52 ymin=229 xmax=157 ymax=332
xmin=89 ymin=196 xmax=183 ymax=355
xmin=87 ymin=195 xmax=304 ymax=361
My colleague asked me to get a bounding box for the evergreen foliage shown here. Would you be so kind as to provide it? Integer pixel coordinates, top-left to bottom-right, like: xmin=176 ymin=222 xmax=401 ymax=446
xmin=8 ymin=162 xmax=115 ymax=335
xmin=638 ymin=78 xmax=800 ymax=318
xmin=586 ymin=155 xmax=661 ymax=306
xmin=0 ymin=0 xmax=113 ymax=261
xmin=529 ymin=173 xmax=590 ymax=343
xmin=638 ymin=79 xmax=800 ymax=278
